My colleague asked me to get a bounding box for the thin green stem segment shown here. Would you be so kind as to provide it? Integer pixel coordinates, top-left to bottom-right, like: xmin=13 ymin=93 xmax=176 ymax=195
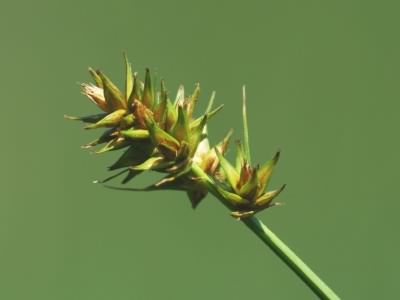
xmin=191 ymin=163 xmax=340 ymax=300
xmin=242 ymin=217 xmax=340 ymax=300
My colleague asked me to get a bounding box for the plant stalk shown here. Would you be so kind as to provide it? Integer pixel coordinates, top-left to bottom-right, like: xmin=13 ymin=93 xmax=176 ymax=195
xmin=191 ymin=163 xmax=340 ymax=300
xmin=242 ymin=217 xmax=340 ymax=299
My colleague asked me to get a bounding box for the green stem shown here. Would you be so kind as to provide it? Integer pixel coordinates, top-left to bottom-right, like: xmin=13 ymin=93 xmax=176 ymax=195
xmin=191 ymin=163 xmax=340 ymax=299
xmin=242 ymin=217 xmax=340 ymax=300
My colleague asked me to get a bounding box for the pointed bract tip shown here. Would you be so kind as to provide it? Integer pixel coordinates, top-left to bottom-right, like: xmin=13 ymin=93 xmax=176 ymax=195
xmin=224 ymin=128 xmax=234 ymax=140
xmin=64 ymin=114 xmax=78 ymax=120
xmin=231 ymin=210 xmax=254 ymax=220
xmin=273 ymin=150 xmax=281 ymax=163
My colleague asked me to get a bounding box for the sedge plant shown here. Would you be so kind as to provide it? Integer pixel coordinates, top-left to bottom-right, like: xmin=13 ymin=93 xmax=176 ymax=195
xmin=66 ymin=55 xmax=340 ymax=299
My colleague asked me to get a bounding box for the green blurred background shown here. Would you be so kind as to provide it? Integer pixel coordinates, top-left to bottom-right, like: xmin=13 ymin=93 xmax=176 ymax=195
xmin=1 ymin=0 xmax=399 ymax=299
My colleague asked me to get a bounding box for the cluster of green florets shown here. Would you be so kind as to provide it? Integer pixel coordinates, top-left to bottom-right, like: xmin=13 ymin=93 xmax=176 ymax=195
xmin=66 ymin=55 xmax=285 ymax=218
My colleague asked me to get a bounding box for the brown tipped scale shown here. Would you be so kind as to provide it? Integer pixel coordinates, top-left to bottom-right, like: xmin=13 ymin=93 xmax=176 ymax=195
xmin=142 ymin=68 xmax=154 ymax=108
xmin=97 ymin=71 xmax=127 ymax=110
xmin=81 ymin=83 xmax=109 ymax=112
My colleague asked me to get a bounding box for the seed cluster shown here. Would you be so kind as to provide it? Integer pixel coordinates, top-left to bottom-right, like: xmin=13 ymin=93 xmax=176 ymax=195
xmin=67 ymin=55 xmax=285 ymax=218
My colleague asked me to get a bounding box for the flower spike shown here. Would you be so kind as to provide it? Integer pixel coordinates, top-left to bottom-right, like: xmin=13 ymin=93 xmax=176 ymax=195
xmin=66 ymin=55 xmax=283 ymax=214
xmin=67 ymin=56 xmax=343 ymax=300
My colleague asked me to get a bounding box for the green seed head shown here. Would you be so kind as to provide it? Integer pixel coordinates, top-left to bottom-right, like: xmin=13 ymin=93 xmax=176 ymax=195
xmin=67 ymin=56 xmax=284 ymax=214
xmin=66 ymin=54 xmax=224 ymax=208
xmin=207 ymin=87 xmax=286 ymax=219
